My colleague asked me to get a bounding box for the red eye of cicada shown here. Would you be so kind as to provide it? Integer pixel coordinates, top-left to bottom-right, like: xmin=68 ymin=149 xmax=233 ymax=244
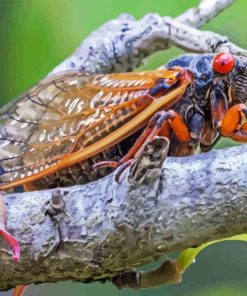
xmin=213 ymin=52 xmax=235 ymax=74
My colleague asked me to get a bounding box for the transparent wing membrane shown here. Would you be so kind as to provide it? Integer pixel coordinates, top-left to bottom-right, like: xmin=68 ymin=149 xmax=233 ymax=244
xmin=0 ymin=69 xmax=183 ymax=189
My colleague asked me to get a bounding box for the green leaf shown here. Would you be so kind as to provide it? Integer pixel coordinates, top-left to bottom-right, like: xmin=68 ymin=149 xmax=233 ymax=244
xmin=177 ymin=234 xmax=247 ymax=272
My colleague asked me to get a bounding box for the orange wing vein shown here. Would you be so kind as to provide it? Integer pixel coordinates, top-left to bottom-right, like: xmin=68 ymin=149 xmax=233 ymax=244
xmin=0 ymin=68 xmax=187 ymax=189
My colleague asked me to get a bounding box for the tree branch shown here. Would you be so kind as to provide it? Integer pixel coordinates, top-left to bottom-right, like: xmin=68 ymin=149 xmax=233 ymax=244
xmin=176 ymin=0 xmax=235 ymax=27
xmin=50 ymin=0 xmax=244 ymax=75
xmin=1 ymin=0 xmax=246 ymax=291
xmin=2 ymin=141 xmax=247 ymax=290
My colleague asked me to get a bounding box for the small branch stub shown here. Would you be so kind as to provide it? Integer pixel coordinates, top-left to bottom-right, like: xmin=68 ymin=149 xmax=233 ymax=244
xmin=44 ymin=189 xmax=66 ymax=216
xmin=112 ymin=259 xmax=182 ymax=289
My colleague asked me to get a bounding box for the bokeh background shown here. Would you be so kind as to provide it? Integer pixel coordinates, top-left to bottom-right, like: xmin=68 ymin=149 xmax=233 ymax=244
xmin=1 ymin=0 xmax=247 ymax=295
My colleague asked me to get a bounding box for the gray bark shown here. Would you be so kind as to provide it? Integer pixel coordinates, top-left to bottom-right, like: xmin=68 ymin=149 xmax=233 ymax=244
xmin=2 ymin=141 xmax=247 ymax=290
xmin=176 ymin=0 xmax=235 ymax=27
xmin=1 ymin=0 xmax=246 ymax=291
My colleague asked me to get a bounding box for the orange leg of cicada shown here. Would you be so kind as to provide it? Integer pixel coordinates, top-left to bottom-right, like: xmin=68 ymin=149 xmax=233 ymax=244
xmin=94 ymin=110 xmax=190 ymax=173
xmin=0 ymin=193 xmax=20 ymax=262
xmin=23 ymin=182 xmax=38 ymax=192
xmin=219 ymin=103 xmax=247 ymax=141
xmin=12 ymin=286 xmax=29 ymax=296
xmin=0 ymin=194 xmax=26 ymax=296
xmin=11 ymin=187 xmax=31 ymax=296
xmin=91 ymin=68 xmax=193 ymax=172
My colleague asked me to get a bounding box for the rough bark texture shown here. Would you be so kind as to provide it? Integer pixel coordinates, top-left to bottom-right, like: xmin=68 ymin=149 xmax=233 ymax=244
xmin=1 ymin=0 xmax=246 ymax=291
xmin=2 ymin=142 xmax=247 ymax=290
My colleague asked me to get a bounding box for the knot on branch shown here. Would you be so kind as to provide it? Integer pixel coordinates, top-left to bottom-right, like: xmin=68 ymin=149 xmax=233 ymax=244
xmin=44 ymin=189 xmax=66 ymax=216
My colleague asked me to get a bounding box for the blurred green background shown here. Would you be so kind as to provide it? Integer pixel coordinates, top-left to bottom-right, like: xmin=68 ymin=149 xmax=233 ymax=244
xmin=1 ymin=0 xmax=247 ymax=295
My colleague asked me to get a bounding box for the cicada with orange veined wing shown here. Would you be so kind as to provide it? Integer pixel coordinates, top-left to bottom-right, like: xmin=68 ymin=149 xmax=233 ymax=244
xmin=0 ymin=67 xmax=192 ymax=190
xmin=1 ymin=52 xmax=247 ymax=191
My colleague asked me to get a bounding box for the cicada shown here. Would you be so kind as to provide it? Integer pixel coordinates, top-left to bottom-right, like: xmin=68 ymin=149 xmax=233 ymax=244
xmin=1 ymin=52 xmax=247 ymax=192
xmin=1 ymin=52 xmax=247 ymax=296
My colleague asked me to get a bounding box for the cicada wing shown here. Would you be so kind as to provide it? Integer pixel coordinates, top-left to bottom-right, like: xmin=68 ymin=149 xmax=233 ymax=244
xmin=0 ymin=68 xmax=183 ymax=189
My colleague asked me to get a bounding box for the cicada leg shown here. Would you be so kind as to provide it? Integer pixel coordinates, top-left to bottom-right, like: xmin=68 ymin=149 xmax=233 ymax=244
xmin=0 ymin=193 xmax=20 ymax=262
xmin=209 ymin=80 xmax=247 ymax=142
xmin=94 ymin=110 xmax=190 ymax=179
xmin=210 ymin=95 xmax=247 ymax=142
xmin=0 ymin=194 xmax=26 ymax=296
xmin=219 ymin=103 xmax=247 ymax=141
xmin=23 ymin=182 xmax=39 ymax=192
xmin=0 ymin=194 xmax=25 ymax=296
xmin=123 ymin=110 xmax=190 ymax=161
xmin=93 ymin=68 xmax=193 ymax=176
xmin=12 ymin=285 xmax=28 ymax=296
xmin=11 ymin=183 xmax=37 ymax=296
